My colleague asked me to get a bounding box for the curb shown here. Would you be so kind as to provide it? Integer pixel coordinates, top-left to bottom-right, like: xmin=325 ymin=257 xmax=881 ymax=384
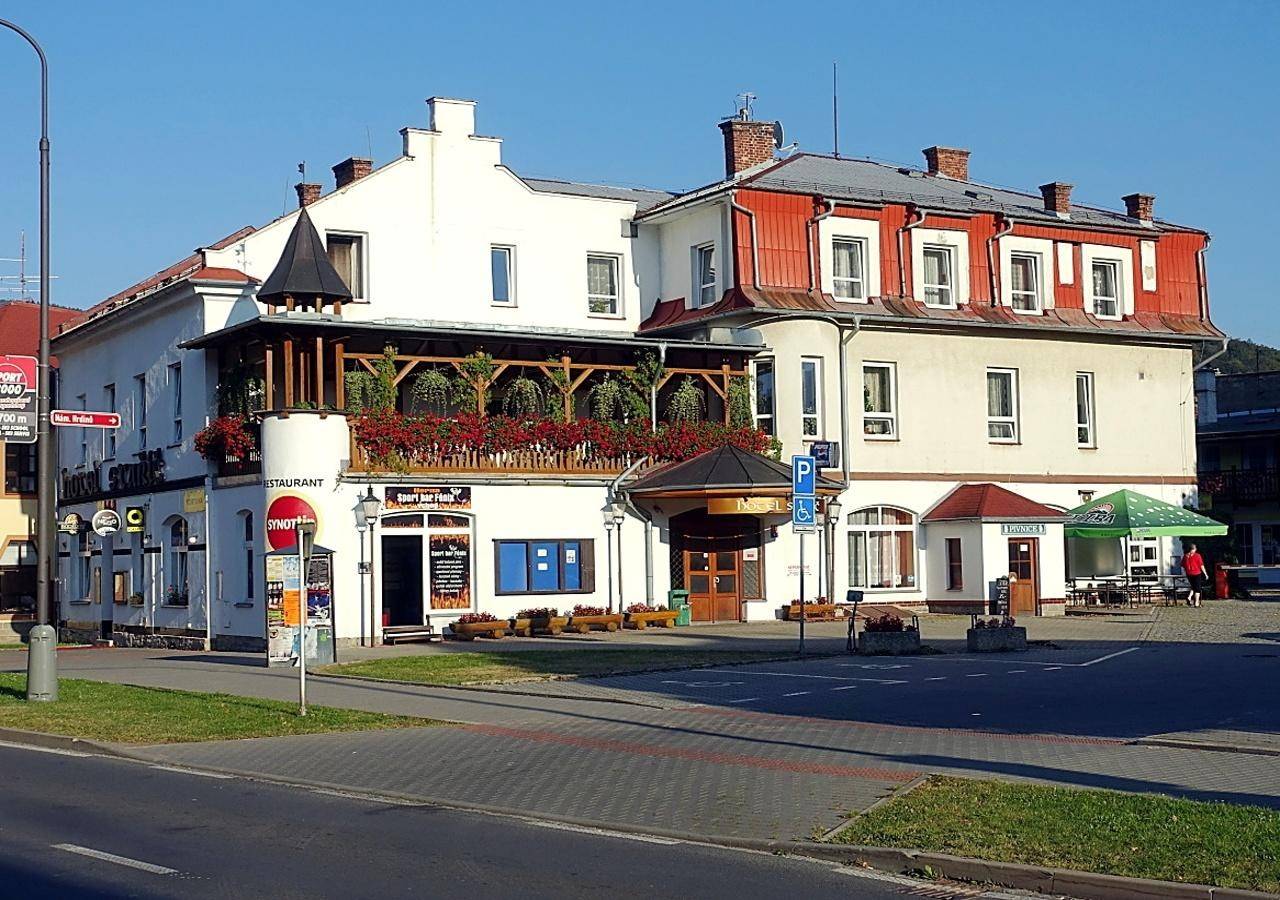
xmin=0 ymin=728 xmax=1274 ymax=899
xmin=1131 ymin=736 xmax=1280 ymax=758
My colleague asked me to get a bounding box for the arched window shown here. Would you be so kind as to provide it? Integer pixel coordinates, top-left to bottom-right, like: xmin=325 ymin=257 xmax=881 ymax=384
xmin=847 ymin=506 xmax=916 ymax=591
xmin=166 ymin=517 xmax=189 ymax=605
xmin=239 ymin=510 xmax=255 ymax=602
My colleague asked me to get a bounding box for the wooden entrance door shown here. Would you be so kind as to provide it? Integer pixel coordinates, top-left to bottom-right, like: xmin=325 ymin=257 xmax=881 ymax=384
xmin=684 ymin=550 xmax=741 ymax=623
xmin=1007 ymin=538 xmax=1039 ymax=616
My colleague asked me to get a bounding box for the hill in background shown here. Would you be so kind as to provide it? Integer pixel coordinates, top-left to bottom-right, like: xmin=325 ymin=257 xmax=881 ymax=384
xmin=1195 ymin=338 xmax=1280 ymax=374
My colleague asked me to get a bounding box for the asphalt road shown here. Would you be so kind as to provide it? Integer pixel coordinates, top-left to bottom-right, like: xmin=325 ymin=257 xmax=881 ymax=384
xmin=0 ymin=744 xmax=916 ymax=899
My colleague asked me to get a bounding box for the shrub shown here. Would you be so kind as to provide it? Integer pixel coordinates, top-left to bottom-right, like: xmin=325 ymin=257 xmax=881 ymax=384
xmin=571 ymin=604 xmax=607 ymax=617
xmin=972 ymin=615 xmax=1017 ymax=629
xmin=626 ymin=603 xmax=657 ymax=613
xmin=514 ymin=607 xmax=558 ymax=619
xmin=455 ymin=612 xmax=498 ymax=625
xmin=864 ymin=613 xmax=916 ymax=633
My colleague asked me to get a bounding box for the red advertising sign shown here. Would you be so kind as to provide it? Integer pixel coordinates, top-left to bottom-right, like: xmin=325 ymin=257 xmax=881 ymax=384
xmin=51 ymin=409 xmax=121 ymax=429
xmin=0 ymin=354 xmax=38 ymax=443
xmin=266 ymin=494 xmax=318 ymax=550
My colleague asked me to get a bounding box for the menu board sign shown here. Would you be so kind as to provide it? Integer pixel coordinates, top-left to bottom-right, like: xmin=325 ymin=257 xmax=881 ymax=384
xmin=429 ymin=533 xmax=471 ymax=610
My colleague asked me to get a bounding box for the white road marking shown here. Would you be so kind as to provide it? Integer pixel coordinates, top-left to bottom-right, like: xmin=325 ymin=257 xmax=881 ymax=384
xmin=1043 ymin=666 xmax=1062 ymax=671
xmin=703 ymin=669 xmax=907 ymax=684
xmin=660 ymin=680 xmax=744 ymax=688
xmin=830 ymin=685 xmax=859 ymax=691
xmin=0 ymin=740 xmax=92 ymax=758
xmin=149 ymin=765 xmax=234 ymax=779
xmin=924 ymin=676 xmax=947 ymax=681
xmin=836 ymin=663 xmax=909 ymax=670
xmin=1076 ymin=646 xmax=1141 ymax=666
xmin=965 ymin=673 xmax=989 ymax=678
xmin=54 ymin=844 xmax=178 ymax=875
xmin=1008 ymin=670 xmax=1026 ymax=674
xmin=527 ymin=820 xmax=681 ymax=845
xmin=726 ymin=697 xmax=761 ymax=704
xmin=782 ymin=691 xmax=811 ymax=697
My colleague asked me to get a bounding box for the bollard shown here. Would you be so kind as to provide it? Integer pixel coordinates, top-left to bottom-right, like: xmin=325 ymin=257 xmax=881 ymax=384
xmin=25 ymin=624 xmax=58 ymax=702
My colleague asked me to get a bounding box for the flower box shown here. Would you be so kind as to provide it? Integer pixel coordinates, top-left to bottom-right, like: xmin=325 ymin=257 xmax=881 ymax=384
xmin=566 ymin=613 xmax=623 ymax=634
xmin=786 ymin=602 xmax=838 ymax=622
xmin=625 ymin=609 xmax=680 ymax=630
xmin=509 ymin=616 xmax=569 ymax=637
xmin=857 ymin=630 xmax=921 ymax=655
xmin=966 ymin=626 xmax=1027 ymax=653
xmin=450 ymin=620 xmax=508 ymax=641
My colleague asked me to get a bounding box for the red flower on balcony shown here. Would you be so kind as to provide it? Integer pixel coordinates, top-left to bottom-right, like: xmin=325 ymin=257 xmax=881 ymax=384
xmin=194 ymin=415 xmax=257 ymax=462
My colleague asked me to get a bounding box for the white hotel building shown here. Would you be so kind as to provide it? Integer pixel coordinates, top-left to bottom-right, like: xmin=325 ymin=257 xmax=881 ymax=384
xmin=51 ymin=97 xmax=1220 ymax=650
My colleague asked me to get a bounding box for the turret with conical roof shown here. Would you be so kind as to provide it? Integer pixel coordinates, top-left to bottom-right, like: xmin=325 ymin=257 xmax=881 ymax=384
xmin=257 ymin=207 xmax=353 ymax=311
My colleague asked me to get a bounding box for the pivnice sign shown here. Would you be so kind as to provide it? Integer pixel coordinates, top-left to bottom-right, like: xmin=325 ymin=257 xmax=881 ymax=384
xmin=61 ymin=449 xmax=167 ymax=503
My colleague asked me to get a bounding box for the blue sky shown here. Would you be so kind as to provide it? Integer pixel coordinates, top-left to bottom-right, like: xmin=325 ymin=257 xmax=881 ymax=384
xmin=1 ymin=1 xmax=1276 ymax=340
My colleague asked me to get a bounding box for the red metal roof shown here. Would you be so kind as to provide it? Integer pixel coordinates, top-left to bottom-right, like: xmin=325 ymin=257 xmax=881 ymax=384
xmin=922 ymin=483 xmax=1066 ymax=523
xmin=0 ymin=300 xmax=85 ymax=364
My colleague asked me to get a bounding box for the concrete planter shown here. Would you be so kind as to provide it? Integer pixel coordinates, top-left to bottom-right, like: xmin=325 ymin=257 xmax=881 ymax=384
xmin=857 ymin=630 xmax=921 ymax=655
xmin=566 ymin=613 xmax=623 ymax=634
xmin=966 ymin=626 xmax=1027 ymax=652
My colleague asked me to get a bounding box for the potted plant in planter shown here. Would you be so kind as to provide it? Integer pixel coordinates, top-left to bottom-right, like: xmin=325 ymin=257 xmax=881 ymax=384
xmin=450 ymin=612 xmax=508 ymax=641
xmin=966 ymin=615 xmax=1027 ymax=652
xmin=566 ymin=604 xmax=624 ymax=633
xmin=857 ymin=613 xmax=922 ymax=655
xmin=624 ymin=602 xmax=680 ymax=629
xmin=510 ymin=607 xmax=568 ymax=637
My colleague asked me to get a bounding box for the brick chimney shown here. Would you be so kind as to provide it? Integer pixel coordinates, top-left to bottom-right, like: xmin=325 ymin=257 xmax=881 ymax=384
xmin=922 ymin=146 xmax=970 ymax=180
xmin=294 ymin=182 xmax=321 ymax=208
xmin=333 ymin=157 xmax=373 ymax=189
xmin=719 ymin=118 xmax=776 ymax=178
xmin=1123 ymin=192 xmax=1155 ymax=222
xmin=1039 ymin=181 xmax=1073 ymax=215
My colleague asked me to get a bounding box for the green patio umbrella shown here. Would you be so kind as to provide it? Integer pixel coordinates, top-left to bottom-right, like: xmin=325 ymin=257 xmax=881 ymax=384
xmin=1064 ymin=489 xmax=1227 ymax=539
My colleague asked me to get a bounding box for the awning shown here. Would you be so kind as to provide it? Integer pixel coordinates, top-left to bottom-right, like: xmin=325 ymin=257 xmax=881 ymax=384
xmin=1064 ymin=489 xmax=1227 ymax=538
xmin=625 ymin=444 xmax=843 ymax=499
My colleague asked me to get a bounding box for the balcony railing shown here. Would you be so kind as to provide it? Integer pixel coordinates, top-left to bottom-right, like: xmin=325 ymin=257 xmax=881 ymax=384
xmin=349 ymin=441 xmax=630 ymax=476
xmin=1198 ymin=468 xmax=1280 ymax=504
xmin=214 ymin=422 xmax=262 ymax=478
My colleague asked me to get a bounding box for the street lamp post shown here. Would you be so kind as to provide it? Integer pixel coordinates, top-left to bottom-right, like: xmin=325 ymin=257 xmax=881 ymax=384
xmin=825 ymin=497 xmax=843 ymax=611
xmin=354 ymin=503 xmax=368 ymax=647
xmin=1 ymin=18 xmax=56 ymax=702
xmin=611 ymin=503 xmax=625 ymax=610
xmin=601 ymin=503 xmax=616 ymax=613
xmin=358 ymin=487 xmax=382 ymax=645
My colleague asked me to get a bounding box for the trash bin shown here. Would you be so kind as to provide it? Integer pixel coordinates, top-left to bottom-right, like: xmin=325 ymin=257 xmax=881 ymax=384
xmin=667 ymin=589 xmax=691 ymax=626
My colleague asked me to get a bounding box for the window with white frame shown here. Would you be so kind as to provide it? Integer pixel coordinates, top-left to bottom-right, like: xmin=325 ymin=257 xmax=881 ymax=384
xmin=490 ymin=245 xmax=514 ymax=306
xmin=169 ymin=362 xmax=182 ymax=444
xmin=103 ymin=383 xmax=116 ymax=459
xmin=241 ymin=510 xmax=255 ymax=602
xmin=694 ymin=243 xmax=716 ymax=306
xmin=587 ymin=254 xmax=620 ymax=315
xmin=987 ymin=368 xmax=1019 ymax=442
xmin=832 ymin=237 xmax=865 ymax=300
xmin=166 ymin=517 xmax=190 ymax=606
xmin=1009 ymin=252 xmax=1041 ymax=312
xmin=75 ymin=532 xmax=91 ymax=600
xmin=77 ymin=393 xmax=87 ymax=464
xmin=326 ymin=233 xmax=365 ymax=299
xmin=1090 ymin=259 xmax=1121 ymax=318
xmin=135 ymin=373 xmax=147 ymax=449
xmin=847 ymin=506 xmax=916 ymax=591
xmin=862 ymin=362 xmax=897 ymax=439
xmin=1076 ymin=372 xmax=1095 ymax=447
xmin=921 ymin=245 xmax=954 ymax=307
xmin=801 ymin=357 xmax=823 ymax=437
xmin=753 ymin=358 xmax=775 ymax=436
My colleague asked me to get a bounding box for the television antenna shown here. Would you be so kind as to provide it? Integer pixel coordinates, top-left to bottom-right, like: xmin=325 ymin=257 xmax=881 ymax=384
xmin=0 ymin=231 xmax=58 ymax=298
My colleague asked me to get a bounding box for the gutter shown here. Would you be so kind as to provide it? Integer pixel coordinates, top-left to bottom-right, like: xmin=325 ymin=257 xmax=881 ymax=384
xmin=1193 ymin=336 xmax=1228 ymax=372
xmin=987 ymin=215 xmax=1015 ymax=306
xmin=897 ymin=206 xmax=926 ymax=297
xmin=730 ymin=191 xmax=761 ymax=290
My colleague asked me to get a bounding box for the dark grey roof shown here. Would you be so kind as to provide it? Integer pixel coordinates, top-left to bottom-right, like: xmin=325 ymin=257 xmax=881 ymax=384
xmin=744 ymin=154 xmax=1178 ymax=231
xmin=521 ymin=177 xmax=673 ymax=212
xmin=257 ymin=208 xmax=353 ymax=306
xmin=627 ymin=444 xmax=842 ymax=494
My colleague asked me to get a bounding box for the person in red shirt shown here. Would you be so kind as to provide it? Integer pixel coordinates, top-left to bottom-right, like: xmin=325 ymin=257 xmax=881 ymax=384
xmin=1182 ymin=543 xmax=1206 ymax=607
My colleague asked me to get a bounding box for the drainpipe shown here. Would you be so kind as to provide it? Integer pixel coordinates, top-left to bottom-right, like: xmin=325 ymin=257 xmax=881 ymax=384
xmin=730 ymin=191 xmax=761 ymax=290
xmin=897 ymin=206 xmax=926 ymax=298
xmin=610 ymin=457 xmax=653 ymax=605
xmin=1195 ymin=233 xmax=1213 ymax=321
xmin=987 ymin=215 xmax=1014 ymax=306
xmin=806 ymin=199 xmax=836 ymax=291
xmin=1193 ymin=337 xmax=1228 ymax=372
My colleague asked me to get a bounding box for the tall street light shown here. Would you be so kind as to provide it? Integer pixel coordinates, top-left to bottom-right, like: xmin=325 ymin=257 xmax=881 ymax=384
xmin=1 ymin=18 xmax=57 ymax=702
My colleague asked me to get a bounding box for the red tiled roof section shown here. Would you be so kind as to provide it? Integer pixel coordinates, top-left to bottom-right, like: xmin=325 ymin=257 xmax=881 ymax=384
xmin=640 ymin=286 xmax=1223 ymax=339
xmin=190 ymin=267 xmax=254 ymax=283
xmin=922 ymin=483 xmax=1065 ymax=522
xmin=0 ymin=300 xmax=85 ymax=363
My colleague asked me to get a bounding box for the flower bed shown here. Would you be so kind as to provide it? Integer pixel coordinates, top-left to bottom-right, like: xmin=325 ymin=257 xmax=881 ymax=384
xmin=350 ymin=411 xmax=775 ymax=471
xmin=510 ymin=607 xmax=568 ymax=637
xmin=450 ymin=612 xmax=507 ymax=641
xmin=624 ymin=604 xmax=680 ymax=630
xmin=566 ymin=605 xmax=623 ymax=634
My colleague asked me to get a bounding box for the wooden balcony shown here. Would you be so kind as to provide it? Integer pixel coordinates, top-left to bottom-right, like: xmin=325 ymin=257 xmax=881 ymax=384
xmin=348 ymin=440 xmax=632 ymax=476
xmin=1198 ymin=468 xmax=1280 ymax=505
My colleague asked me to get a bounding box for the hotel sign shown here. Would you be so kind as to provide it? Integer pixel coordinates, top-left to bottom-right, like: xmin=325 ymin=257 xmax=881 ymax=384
xmin=1000 ymin=523 xmax=1047 ymax=536
xmin=708 ymin=496 xmax=787 ymax=515
xmin=60 ymin=449 xmax=167 ymax=503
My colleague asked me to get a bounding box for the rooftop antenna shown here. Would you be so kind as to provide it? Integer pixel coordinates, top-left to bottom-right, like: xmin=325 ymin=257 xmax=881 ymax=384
xmin=832 ymin=61 xmax=840 ymax=159
xmin=0 ymin=231 xmax=58 ymax=298
xmin=365 ymin=125 xmax=374 ymax=162
xmin=735 ymin=91 xmax=756 ymax=121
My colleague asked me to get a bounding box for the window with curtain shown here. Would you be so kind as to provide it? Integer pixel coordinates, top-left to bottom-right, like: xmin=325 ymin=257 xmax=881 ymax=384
xmin=987 ymin=368 xmax=1018 ymax=442
xmin=326 ymin=233 xmax=365 ymax=299
xmin=1076 ymin=372 xmax=1095 ymax=447
xmin=166 ymin=518 xmax=189 ymax=606
xmin=169 ymin=362 xmax=183 ymax=444
xmin=753 ymin=358 xmax=775 ymax=436
xmin=490 ymin=246 xmax=514 ymax=306
xmin=922 ymin=246 xmax=954 ymax=306
xmin=135 ymin=373 xmax=147 ymax=449
xmin=862 ymin=362 xmax=896 ymax=438
xmin=847 ymin=506 xmax=916 ymax=590
xmin=587 ymin=255 xmax=620 ymax=315
xmin=1091 ymin=259 xmax=1120 ymax=318
xmin=695 ymin=244 xmax=716 ymax=306
xmin=1009 ymin=252 xmax=1040 ymax=311
xmin=75 ymin=533 xmax=91 ymax=600
xmin=801 ymin=358 xmax=822 ymax=437
xmin=832 ymin=238 xmax=865 ymax=300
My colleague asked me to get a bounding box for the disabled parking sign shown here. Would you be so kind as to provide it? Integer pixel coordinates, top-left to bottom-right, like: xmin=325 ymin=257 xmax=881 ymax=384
xmin=792 ymin=496 xmax=816 ymax=532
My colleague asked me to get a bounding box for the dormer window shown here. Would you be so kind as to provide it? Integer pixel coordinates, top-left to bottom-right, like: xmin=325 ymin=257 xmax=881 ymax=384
xmin=326 ymin=233 xmax=365 ymax=300
xmin=1091 ymin=260 xmax=1120 ymax=318
xmin=832 ymin=238 xmax=865 ymax=300
xmin=1009 ymin=252 xmax=1041 ymax=312
xmin=921 ymin=246 xmax=954 ymax=307
xmin=694 ymin=244 xmax=716 ymax=306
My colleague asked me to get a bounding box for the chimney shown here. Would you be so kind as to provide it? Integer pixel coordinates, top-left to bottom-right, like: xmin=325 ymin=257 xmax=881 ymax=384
xmin=1039 ymin=181 xmax=1073 ymax=215
xmin=333 ymin=157 xmax=373 ymax=189
xmin=719 ymin=118 xmax=777 ymax=178
xmin=922 ymin=146 xmax=970 ymax=180
xmin=1123 ymin=192 xmax=1155 ymax=222
xmin=294 ymin=182 xmax=321 ymax=208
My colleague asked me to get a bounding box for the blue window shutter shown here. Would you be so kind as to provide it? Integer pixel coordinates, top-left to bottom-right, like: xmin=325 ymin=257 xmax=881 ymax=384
xmin=562 ymin=541 xmax=581 ymax=591
xmin=530 ymin=541 xmax=560 ymax=591
xmin=497 ymin=542 xmax=528 ymax=593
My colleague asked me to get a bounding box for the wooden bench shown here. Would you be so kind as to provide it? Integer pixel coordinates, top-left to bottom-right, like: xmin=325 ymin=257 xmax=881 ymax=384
xmin=383 ymin=622 xmax=440 ymax=644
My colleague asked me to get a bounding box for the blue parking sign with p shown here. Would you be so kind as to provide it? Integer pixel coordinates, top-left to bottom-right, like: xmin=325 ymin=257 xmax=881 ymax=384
xmin=791 ymin=455 xmax=816 ymax=497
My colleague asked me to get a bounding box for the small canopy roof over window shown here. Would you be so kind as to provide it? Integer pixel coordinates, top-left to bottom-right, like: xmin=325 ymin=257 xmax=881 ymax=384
xmin=626 ymin=445 xmax=843 ymax=498
xmin=922 ymin=483 xmax=1065 ymax=524
xmin=257 ymin=207 xmax=353 ymax=308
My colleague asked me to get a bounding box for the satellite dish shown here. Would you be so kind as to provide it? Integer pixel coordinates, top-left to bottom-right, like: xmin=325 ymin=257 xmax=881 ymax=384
xmin=772 ymin=121 xmax=785 ymax=149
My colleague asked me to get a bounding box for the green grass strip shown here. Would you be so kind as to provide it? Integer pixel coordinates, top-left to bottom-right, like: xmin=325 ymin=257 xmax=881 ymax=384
xmin=322 ymin=648 xmax=797 ymax=685
xmin=0 ymin=673 xmax=434 ymax=744
xmin=835 ymin=776 xmax=1280 ymax=893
